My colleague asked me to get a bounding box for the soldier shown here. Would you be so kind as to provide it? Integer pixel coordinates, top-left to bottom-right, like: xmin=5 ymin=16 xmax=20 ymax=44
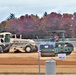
xmin=54 ymin=34 xmax=59 ymax=42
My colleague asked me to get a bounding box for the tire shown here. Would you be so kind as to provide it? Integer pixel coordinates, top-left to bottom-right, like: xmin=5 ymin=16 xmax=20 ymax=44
xmin=66 ymin=52 xmax=71 ymax=55
xmin=2 ymin=44 xmax=10 ymax=53
xmin=3 ymin=49 xmax=9 ymax=53
xmin=0 ymin=46 xmax=3 ymax=53
xmin=65 ymin=43 xmax=73 ymax=47
xmin=24 ymin=45 xmax=32 ymax=53
xmin=34 ymin=45 xmax=38 ymax=52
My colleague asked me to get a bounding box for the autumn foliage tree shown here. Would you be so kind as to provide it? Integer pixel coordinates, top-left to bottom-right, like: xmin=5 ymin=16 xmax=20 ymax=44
xmin=0 ymin=12 xmax=76 ymax=38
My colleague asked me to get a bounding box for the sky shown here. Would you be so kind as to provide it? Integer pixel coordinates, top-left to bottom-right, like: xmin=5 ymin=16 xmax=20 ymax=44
xmin=0 ymin=0 xmax=76 ymax=22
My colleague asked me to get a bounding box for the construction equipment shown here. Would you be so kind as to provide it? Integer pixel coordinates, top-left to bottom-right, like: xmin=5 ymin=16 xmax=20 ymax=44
xmin=0 ymin=32 xmax=38 ymax=53
xmin=40 ymin=30 xmax=74 ymax=57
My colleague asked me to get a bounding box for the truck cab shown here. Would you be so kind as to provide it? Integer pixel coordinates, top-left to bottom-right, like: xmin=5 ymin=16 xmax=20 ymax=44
xmin=0 ymin=32 xmax=11 ymax=43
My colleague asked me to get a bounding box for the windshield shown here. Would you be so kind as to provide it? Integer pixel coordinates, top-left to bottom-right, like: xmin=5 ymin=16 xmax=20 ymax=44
xmin=5 ymin=34 xmax=10 ymax=42
xmin=0 ymin=35 xmax=4 ymax=38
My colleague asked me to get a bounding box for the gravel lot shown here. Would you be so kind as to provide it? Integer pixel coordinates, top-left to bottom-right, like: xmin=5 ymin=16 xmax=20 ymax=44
xmin=0 ymin=47 xmax=76 ymax=75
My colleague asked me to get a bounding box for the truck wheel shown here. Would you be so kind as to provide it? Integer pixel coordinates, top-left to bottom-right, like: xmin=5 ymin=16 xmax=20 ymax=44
xmin=3 ymin=45 xmax=10 ymax=53
xmin=34 ymin=46 xmax=38 ymax=52
xmin=3 ymin=49 xmax=9 ymax=53
xmin=0 ymin=46 xmax=3 ymax=53
xmin=24 ymin=45 xmax=32 ymax=53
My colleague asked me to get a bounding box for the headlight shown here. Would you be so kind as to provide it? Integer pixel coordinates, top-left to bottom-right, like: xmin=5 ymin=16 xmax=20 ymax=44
xmin=58 ymin=44 xmax=61 ymax=47
xmin=64 ymin=44 xmax=67 ymax=47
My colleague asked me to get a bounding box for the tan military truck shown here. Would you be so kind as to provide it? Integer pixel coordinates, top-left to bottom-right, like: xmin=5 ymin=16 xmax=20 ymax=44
xmin=0 ymin=32 xmax=38 ymax=53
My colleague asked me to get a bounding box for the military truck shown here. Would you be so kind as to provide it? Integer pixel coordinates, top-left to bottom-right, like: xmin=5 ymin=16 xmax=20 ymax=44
xmin=0 ymin=32 xmax=38 ymax=53
xmin=40 ymin=30 xmax=74 ymax=57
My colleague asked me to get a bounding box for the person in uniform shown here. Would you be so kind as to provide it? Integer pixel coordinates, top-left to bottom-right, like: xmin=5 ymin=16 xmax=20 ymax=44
xmin=54 ymin=34 xmax=59 ymax=42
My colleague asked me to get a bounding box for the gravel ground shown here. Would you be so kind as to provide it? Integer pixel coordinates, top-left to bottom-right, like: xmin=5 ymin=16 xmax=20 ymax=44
xmin=0 ymin=47 xmax=76 ymax=75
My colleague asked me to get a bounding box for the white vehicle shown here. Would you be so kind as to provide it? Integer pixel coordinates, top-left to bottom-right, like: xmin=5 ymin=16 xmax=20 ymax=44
xmin=0 ymin=32 xmax=38 ymax=53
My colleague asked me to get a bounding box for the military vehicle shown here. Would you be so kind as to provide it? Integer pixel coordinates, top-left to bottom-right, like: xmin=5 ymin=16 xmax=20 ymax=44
xmin=0 ymin=32 xmax=38 ymax=53
xmin=39 ymin=30 xmax=74 ymax=57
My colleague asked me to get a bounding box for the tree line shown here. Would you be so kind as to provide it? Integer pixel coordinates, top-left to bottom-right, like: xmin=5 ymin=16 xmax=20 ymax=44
xmin=0 ymin=12 xmax=76 ymax=38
